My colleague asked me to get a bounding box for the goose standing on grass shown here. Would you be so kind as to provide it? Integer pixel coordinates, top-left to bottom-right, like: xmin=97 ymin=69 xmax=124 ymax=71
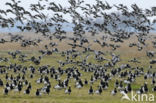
xmin=36 ymin=89 xmax=41 ymax=96
xmin=24 ymin=87 xmax=30 ymax=94
xmin=84 ymin=79 xmax=88 ymax=85
xmin=54 ymin=80 xmax=63 ymax=89
xmin=152 ymin=85 xmax=156 ymax=92
xmin=28 ymin=83 xmax=32 ymax=90
xmin=75 ymin=80 xmax=83 ymax=89
xmin=114 ymin=79 xmax=119 ymax=87
xmin=88 ymin=86 xmax=94 ymax=94
xmin=4 ymin=88 xmax=9 ymax=95
xmin=152 ymin=78 xmax=156 ymax=85
xmin=0 ymin=79 xmax=3 ymax=86
xmin=126 ymin=83 xmax=132 ymax=92
xmin=45 ymin=86 xmax=50 ymax=95
xmin=143 ymin=82 xmax=148 ymax=93
xmin=137 ymin=86 xmax=144 ymax=94
xmin=118 ymin=81 xmax=123 ymax=90
xmin=95 ymin=86 xmax=102 ymax=94
xmin=65 ymin=86 xmax=71 ymax=94
xmin=111 ymin=88 xmax=117 ymax=95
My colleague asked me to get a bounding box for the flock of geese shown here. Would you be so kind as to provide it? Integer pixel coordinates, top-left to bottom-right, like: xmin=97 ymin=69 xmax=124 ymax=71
xmin=0 ymin=0 xmax=156 ymax=98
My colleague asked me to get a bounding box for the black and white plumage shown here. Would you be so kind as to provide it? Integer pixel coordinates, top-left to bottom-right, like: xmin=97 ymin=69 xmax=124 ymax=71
xmin=24 ymin=88 xmax=30 ymax=94
xmin=88 ymin=86 xmax=94 ymax=94
xmin=65 ymin=86 xmax=71 ymax=94
xmin=36 ymin=89 xmax=42 ymax=96
xmin=95 ymin=86 xmax=102 ymax=94
xmin=0 ymin=0 xmax=155 ymax=98
xmin=4 ymin=88 xmax=9 ymax=95
xmin=111 ymin=88 xmax=117 ymax=95
xmin=152 ymin=85 xmax=156 ymax=92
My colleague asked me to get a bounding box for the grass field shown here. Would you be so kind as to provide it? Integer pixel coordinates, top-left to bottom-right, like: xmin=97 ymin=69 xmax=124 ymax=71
xmin=0 ymin=33 xmax=156 ymax=103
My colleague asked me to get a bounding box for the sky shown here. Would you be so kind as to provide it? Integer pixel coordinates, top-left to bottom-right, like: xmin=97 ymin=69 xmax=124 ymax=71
xmin=0 ymin=0 xmax=156 ymax=32
xmin=0 ymin=0 xmax=156 ymax=10
xmin=0 ymin=0 xmax=156 ymax=20
xmin=0 ymin=0 xmax=156 ymax=17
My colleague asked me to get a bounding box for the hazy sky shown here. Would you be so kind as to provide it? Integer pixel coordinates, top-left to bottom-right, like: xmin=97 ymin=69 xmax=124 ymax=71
xmin=0 ymin=0 xmax=156 ymax=32
xmin=0 ymin=0 xmax=156 ymax=10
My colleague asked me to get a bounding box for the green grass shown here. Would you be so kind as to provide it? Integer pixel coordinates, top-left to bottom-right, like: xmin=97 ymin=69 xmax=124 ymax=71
xmin=0 ymin=50 xmax=156 ymax=103
xmin=0 ymin=36 xmax=156 ymax=103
